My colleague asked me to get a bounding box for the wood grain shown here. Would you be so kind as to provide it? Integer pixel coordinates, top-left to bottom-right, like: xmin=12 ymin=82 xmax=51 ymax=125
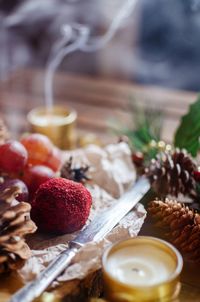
xmin=0 ymin=69 xmax=197 ymax=143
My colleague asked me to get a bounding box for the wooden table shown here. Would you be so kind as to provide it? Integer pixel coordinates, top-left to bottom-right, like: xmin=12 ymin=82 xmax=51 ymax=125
xmin=0 ymin=69 xmax=199 ymax=301
xmin=0 ymin=68 xmax=197 ymax=143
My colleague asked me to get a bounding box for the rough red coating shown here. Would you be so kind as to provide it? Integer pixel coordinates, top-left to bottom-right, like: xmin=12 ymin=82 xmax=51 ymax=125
xmin=31 ymin=178 xmax=92 ymax=234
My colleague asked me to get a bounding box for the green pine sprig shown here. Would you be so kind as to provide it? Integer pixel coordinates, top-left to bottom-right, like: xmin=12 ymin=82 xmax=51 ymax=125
xmin=111 ymin=101 xmax=164 ymax=162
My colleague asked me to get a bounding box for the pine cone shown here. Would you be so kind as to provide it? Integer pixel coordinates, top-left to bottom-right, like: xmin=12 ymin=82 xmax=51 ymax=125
xmin=0 ymin=186 xmax=37 ymax=273
xmin=60 ymin=156 xmax=91 ymax=183
xmin=0 ymin=118 xmax=9 ymax=145
xmin=145 ymin=149 xmax=197 ymax=197
xmin=148 ymin=199 xmax=194 ymax=230
xmin=148 ymin=199 xmax=200 ymax=261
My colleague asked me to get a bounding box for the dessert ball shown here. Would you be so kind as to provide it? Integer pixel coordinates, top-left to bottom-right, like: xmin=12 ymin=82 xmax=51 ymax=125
xmin=31 ymin=178 xmax=92 ymax=234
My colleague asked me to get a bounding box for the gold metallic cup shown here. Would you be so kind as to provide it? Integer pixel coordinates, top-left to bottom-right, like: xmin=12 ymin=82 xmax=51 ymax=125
xmin=27 ymin=106 xmax=77 ymax=150
xmin=102 ymin=237 xmax=183 ymax=302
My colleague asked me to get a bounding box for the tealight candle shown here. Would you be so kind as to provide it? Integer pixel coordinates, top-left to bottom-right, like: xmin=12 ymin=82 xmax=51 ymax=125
xmin=27 ymin=106 xmax=77 ymax=149
xmin=102 ymin=237 xmax=183 ymax=302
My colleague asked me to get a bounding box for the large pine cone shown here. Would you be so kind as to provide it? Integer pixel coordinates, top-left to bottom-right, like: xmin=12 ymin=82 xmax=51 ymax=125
xmin=0 ymin=186 xmax=37 ymax=273
xmin=148 ymin=199 xmax=200 ymax=261
xmin=145 ymin=149 xmax=197 ymax=197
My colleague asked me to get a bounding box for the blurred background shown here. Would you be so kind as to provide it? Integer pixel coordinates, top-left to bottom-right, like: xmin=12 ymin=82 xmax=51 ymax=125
xmin=1 ymin=0 xmax=200 ymax=91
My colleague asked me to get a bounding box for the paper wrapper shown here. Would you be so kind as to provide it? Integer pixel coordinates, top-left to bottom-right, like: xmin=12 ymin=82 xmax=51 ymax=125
xmin=19 ymin=143 xmax=147 ymax=287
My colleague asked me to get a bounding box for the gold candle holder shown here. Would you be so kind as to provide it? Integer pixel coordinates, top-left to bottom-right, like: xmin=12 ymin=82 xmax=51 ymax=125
xmin=27 ymin=105 xmax=77 ymax=150
xmin=102 ymin=236 xmax=183 ymax=302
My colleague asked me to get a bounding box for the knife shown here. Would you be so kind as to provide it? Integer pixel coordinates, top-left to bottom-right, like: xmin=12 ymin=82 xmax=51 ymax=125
xmin=9 ymin=177 xmax=150 ymax=302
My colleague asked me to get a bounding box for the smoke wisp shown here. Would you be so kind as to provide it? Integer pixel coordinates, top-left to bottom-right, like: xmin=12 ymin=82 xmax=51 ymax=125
xmin=45 ymin=0 xmax=138 ymax=109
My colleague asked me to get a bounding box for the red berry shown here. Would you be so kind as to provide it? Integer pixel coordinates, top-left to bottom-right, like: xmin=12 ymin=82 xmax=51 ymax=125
xmin=132 ymin=151 xmax=144 ymax=167
xmin=23 ymin=165 xmax=54 ymax=197
xmin=21 ymin=133 xmax=54 ymax=166
xmin=31 ymin=178 xmax=92 ymax=234
xmin=193 ymin=170 xmax=200 ymax=182
xmin=0 ymin=140 xmax=28 ymax=174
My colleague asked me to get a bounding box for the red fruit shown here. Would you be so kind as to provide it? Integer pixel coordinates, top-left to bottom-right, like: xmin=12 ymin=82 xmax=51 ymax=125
xmin=132 ymin=151 xmax=144 ymax=167
xmin=31 ymin=178 xmax=92 ymax=234
xmin=45 ymin=147 xmax=62 ymax=172
xmin=193 ymin=170 xmax=200 ymax=182
xmin=0 ymin=140 xmax=28 ymax=174
xmin=23 ymin=165 xmax=54 ymax=197
xmin=21 ymin=133 xmax=53 ymax=166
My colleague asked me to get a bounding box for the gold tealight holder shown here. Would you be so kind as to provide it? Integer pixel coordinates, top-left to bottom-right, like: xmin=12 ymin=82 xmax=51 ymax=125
xmin=102 ymin=236 xmax=183 ymax=302
xmin=27 ymin=105 xmax=77 ymax=150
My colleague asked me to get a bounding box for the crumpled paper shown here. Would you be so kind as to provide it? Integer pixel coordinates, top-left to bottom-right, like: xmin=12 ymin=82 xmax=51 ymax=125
xmin=19 ymin=142 xmax=146 ymax=286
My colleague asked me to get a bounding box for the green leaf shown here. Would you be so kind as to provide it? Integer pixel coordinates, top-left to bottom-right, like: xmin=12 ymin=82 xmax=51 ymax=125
xmin=174 ymin=95 xmax=200 ymax=156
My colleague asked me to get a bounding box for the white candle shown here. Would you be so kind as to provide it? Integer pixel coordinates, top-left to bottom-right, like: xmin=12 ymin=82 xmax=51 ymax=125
xmin=103 ymin=237 xmax=183 ymax=302
xmin=106 ymin=244 xmax=176 ymax=286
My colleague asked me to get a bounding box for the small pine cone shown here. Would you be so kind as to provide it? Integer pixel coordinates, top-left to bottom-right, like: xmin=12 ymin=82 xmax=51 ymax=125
xmin=0 ymin=186 xmax=37 ymax=273
xmin=145 ymin=149 xmax=197 ymax=197
xmin=60 ymin=156 xmax=91 ymax=183
xmin=0 ymin=118 xmax=9 ymax=145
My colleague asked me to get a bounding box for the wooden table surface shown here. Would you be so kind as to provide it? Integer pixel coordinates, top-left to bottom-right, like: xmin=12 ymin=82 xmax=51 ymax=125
xmin=0 ymin=69 xmax=200 ymax=301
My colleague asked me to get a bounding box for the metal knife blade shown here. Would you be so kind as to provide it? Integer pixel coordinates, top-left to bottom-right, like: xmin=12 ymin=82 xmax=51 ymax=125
xmin=9 ymin=177 xmax=150 ymax=302
xmin=74 ymin=176 xmax=150 ymax=244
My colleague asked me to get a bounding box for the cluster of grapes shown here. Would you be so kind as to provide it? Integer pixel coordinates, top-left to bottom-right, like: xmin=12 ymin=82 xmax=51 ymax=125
xmin=0 ymin=133 xmax=62 ymax=202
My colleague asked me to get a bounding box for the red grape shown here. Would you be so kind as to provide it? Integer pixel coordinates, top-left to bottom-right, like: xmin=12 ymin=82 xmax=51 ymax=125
xmin=0 ymin=178 xmax=29 ymax=202
xmin=23 ymin=165 xmax=55 ymax=197
xmin=21 ymin=133 xmax=54 ymax=166
xmin=0 ymin=140 xmax=28 ymax=174
xmin=45 ymin=147 xmax=62 ymax=172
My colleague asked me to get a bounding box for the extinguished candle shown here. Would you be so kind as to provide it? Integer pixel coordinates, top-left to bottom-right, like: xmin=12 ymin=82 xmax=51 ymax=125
xmin=27 ymin=106 xmax=77 ymax=150
xmin=102 ymin=237 xmax=183 ymax=302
